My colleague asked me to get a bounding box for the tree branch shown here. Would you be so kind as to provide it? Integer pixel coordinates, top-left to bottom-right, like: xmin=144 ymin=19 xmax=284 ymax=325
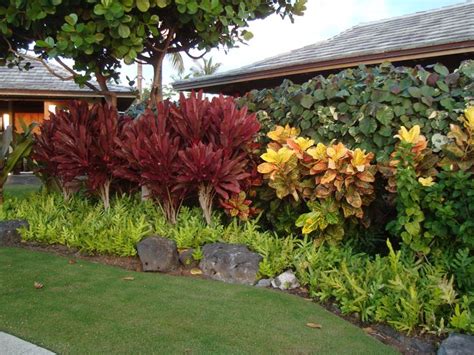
xmin=185 ymin=48 xmax=208 ymax=60
xmin=54 ymin=58 xmax=100 ymax=92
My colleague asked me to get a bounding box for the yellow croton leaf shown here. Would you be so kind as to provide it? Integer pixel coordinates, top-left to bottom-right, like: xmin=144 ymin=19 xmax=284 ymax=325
xmin=260 ymin=147 xmax=294 ymax=165
xmin=307 ymin=143 xmax=328 ymax=161
xmin=351 ymin=148 xmax=372 ymax=172
xmin=418 ymin=176 xmax=435 ymax=187
xmin=287 ymin=137 xmax=314 ymax=153
xmin=267 ymin=124 xmax=300 ymax=143
xmin=463 ymin=107 xmax=474 ymax=132
xmin=327 ymin=142 xmax=348 ymax=169
xmin=394 ymin=125 xmax=421 ymax=144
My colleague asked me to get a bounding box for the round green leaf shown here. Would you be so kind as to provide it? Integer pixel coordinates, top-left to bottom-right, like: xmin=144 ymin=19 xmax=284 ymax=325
xmin=137 ymin=0 xmax=150 ymax=12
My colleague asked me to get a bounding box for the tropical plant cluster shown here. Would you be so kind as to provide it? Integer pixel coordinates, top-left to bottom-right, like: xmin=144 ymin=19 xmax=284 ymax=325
xmin=32 ymin=93 xmax=260 ymax=224
xmin=1 ymin=62 xmax=474 ymax=336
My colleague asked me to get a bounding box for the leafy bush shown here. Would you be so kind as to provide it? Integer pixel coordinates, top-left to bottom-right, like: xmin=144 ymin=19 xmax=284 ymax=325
xmin=115 ymin=92 xmax=260 ymax=224
xmin=258 ymin=125 xmax=377 ymax=244
xmin=440 ymin=107 xmax=474 ymax=172
xmin=1 ymin=193 xmax=295 ymax=278
xmin=172 ymin=92 xmax=260 ymax=224
xmin=238 ymin=61 xmax=474 ymax=160
xmin=294 ymin=241 xmax=473 ymax=334
xmin=34 ymin=101 xmax=121 ymax=207
xmin=1 ymin=193 xmax=153 ymax=256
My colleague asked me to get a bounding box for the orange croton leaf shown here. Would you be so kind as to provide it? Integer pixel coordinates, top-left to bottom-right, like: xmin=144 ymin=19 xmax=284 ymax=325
xmin=257 ymin=162 xmax=277 ymax=175
xmin=345 ymin=189 xmax=362 ymax=208
xmin=320 ymin=169 xmax=337 ymax=184
xmin=310 ymin=160 xmax=329 ymax=175
xmin=357 ymin=171 xmax=375 ymax=183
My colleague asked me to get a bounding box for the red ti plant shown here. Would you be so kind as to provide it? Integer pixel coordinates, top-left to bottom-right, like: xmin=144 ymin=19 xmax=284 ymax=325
xmin=34 ymin=101 xmax=119 ymax=208
xmin=33 ymin=109 xmax=63 ymax=194
xmin=34 ymin=101 xmax=91 ymax=200
xmin=114 ymin=101 xmax=185 ymax=224
xmin=87 ymin=103 xmax=120 ymax=209
xmin=170 ymin=92 xmax=260 ymax=224
xmin=177 ymin=142 xmax=250 ymax=224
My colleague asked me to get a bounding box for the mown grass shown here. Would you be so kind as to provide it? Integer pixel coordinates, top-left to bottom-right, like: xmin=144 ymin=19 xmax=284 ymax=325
xmin=0 ymin=248 xmax=396 ymax=354
xmin=4 ymin=184 xmax=40 ymax=199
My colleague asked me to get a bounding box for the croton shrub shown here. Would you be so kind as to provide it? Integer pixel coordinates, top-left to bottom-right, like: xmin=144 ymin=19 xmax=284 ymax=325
xmin=257 ymin=125 xmax=377 ymax=245
xmin=238 ymin=60 xmax=474 ymax=161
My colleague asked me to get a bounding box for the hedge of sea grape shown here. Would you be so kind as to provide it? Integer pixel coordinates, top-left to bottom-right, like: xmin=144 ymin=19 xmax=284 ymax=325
xmin=238 ymin=60 xmax=474 ymax=160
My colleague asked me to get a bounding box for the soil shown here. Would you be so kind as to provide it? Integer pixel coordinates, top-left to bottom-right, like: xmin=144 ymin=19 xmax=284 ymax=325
xmin=6 ymin=239 xmax=443 ymax=354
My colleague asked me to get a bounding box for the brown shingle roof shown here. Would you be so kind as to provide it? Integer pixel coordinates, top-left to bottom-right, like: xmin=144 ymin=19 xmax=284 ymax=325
xmin=0 ymin=63 xmax=135 ymax=97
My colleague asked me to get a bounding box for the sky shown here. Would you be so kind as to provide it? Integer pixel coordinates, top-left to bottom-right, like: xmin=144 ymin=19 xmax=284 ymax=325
xmin=120 ymin=0 xmax=465 ymax=87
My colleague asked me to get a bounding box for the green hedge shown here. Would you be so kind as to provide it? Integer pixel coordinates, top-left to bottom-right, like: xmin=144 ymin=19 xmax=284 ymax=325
xmin=238 ymin=61 xmax=474 ymax=160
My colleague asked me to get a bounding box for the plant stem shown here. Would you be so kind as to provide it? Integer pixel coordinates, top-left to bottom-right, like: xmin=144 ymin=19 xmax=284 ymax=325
xmin=198 ymin=184 xmax=214 ymax=225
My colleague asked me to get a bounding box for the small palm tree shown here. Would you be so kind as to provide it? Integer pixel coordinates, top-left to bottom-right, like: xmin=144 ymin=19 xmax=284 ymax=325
xmin=190 ymin=57 xmax=222 ymax=77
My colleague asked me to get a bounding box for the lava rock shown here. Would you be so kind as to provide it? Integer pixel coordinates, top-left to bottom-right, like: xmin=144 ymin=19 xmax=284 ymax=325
xmin=271 ymin=270 xmax=300 ymax=290
xmin=255 ymin=278 xmax=273 ymax=288
xmin=438 ymin=333 xmax=474 ymax=355
xmin=199 ymin=243 xmax=262 ymax=285
xmin=0 ymin=220 xmax=29 ymax=246
xmin=136 ymin=236 xmax=179 ymax=272
xmin=179 ymin=248 xmax=199 ymax=269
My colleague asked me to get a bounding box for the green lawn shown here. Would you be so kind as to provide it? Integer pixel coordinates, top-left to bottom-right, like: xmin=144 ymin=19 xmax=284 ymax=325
xmin=4 ymin=184 xmax=40 ymax=199
xmin=0 ymin=248 xmax=397 ymax=354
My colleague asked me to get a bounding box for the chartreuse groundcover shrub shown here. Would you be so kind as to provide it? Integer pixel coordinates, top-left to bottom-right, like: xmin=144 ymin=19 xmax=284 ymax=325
xmin=2 ymin=61 xmax=474 ymax=336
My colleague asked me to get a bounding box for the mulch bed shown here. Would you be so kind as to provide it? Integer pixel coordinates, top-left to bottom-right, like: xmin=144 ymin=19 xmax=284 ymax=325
xmin=5 ymin=239 xmax=442 ymax=354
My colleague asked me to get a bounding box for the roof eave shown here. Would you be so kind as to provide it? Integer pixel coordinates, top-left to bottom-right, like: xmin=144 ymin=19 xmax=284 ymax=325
xmin=173 ymin=40 xmax=474 ymax=92
xmin=0 ymin=88 xmax=136 ymax=99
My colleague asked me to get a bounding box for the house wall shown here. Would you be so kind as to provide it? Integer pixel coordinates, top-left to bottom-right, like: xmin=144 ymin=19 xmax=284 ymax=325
xmin=0 ymin=98 xmax=101 ymax=132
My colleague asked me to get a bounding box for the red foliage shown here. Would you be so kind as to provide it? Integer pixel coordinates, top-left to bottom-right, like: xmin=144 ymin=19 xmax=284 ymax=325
xmin=34 ymin=100 xmax=120 ymax=207
xmin=114 ymin=101 xmax=185 ymax=222
xmin=35 ymin=92 xmax=261 ymax=222
xmin=116 ymin=91 xmax=261 ymax=223
xmin=51 ymin=101 xmax=93 ymax=184
xmin=33 ymin=109 xmax=60 ymax=182
xmin=177 ymin=142 xmax=249 ymax=200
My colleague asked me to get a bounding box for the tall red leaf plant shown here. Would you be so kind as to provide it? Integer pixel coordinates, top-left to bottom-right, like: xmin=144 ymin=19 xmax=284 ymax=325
xmin=34 ymin=101 xmax=89 ymax=201
xmin=113 ymin=101 xmax=186 ymax=224
xmin=34 ymin=101 xmax=119 ymax=208
xmin=172 ymin=92 xmax=261 ymax=224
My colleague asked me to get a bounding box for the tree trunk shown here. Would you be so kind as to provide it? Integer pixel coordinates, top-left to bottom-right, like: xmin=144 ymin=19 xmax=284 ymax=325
xmin=148 ymin=52 xmax=166 ymax=109
xmin=95 ymin=71 xmax=117 ymax=108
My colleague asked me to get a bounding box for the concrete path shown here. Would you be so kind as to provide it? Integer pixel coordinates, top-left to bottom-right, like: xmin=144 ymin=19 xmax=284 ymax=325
xmin=0 ymin=332 xmax=54 ymax=355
